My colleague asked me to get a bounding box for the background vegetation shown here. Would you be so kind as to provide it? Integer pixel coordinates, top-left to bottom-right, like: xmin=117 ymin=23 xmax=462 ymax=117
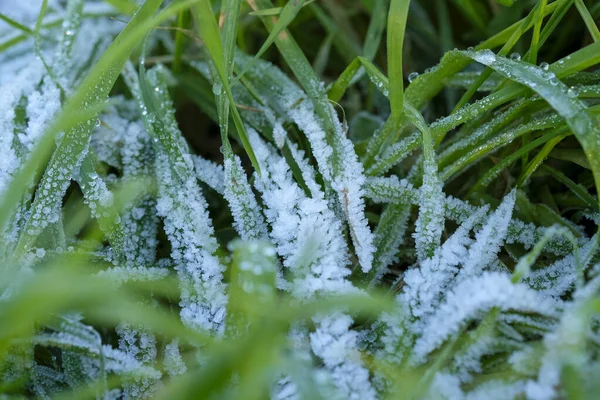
xmin=0 ymin=0 xmax=600 ymax=398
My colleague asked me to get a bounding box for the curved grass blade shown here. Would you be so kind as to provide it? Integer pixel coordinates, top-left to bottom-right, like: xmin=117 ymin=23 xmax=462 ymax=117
xmin=464 ymin=48 xmax=600 ymax=212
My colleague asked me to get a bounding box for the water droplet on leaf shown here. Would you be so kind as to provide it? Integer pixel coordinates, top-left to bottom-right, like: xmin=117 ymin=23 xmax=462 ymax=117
xmin=408 ymin=72 xmax=419 ymax=83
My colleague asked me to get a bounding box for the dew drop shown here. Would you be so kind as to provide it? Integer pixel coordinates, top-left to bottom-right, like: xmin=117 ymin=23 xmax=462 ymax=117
xmin=467 ymin=46 xmax=474 ymax=51
xmin=408 ymin=72 xmax=419 ymax=83
xmin=65 ymin=30 xmax=74 ymax=36
xmin=539 ymin=62 xmax=550 ymax=71
xmin=510 ymin=52 xmax=521 ymax=61
xmin=212 ymin=83 xmax=222 ymax=96
xmin=550 ymin=78 xmax=559 ymax=86
xmin=154 ymin=87 xmax=160 ymax=92
xmin=95 ymin=119 xmax=101 ymax=127
xmin=567 ymin=87 xmax=577 ymax=98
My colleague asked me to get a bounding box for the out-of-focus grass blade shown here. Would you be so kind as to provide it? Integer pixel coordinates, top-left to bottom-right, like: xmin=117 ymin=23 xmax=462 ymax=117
xmin=527 ymin=0 xmax=547 ymax=64
xmin=453 ymin=0 xmax=543 ymax=112
xmin=233 ymin=0 xmax=307 ymax=84
xmin=362 ymin=0 xmax=388 ymax=61
xmin=543 ymin=165 xmax=599 ymax=212
xmin=172 ymin=10 xmax=187 ymax=73
xmin=387 ymin=0 xmax=409 ymax=127
xmin=0 ymin=13 xmax=34 ymax=35
xmin=213 ymin=0 xmax=243 ymax=156
xmin=469 ymin=129 xmax=568 ymax=193
xmin=516 ymin=134 xmax=567 ymax=187
xmin=451 ymin=0 xmax=488 ymax=33
xmin=249 ymin=0 xmax=316 ymax=16
xmin=310 ymin=2 xmax=360 ymax=64
xmin=574 ymin=0 xmax=600 ymax=42
xmin=549 ymin=148 xmax=591 ymax=169
xmin=194 ymin=0 xmax=261 ymax=174
xmin=104 ymin=0 xmax=138 ymax=15
xmin=0 ymin=263 xmax=210 ymax=363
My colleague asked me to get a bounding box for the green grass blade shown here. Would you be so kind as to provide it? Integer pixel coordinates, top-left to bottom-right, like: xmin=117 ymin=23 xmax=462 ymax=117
xmin=362 ymin=0 xmax=388 ymax=61
xmin=104 ymin=0 xmax=138 ymax=15
xmin=172 ymin=10 xmax=187 ymax=73
xmin=527 ymin=0 xmax=547 ymax=64
xmin=516 ymin=134 xmax=567 ymax=187
xmin=407 ymin=103 xmax=444 ymax=261
xmin=469 ymin=129 xmax=568 ymax=193
xmin=453 ymin=0 xmax=543 ymax=112
xmin=574 ymin=0 xmax=600 ymax=42
xmin=194 ymin=0 xmax=261 ymax=174
xmin=386 ymin=0 xmax=410 ymax=127
xmin=542 ymin=165 xmax=598 ymax=212
xmin=232 ymin=0 xmax=307 ymax=84
xmin=464 ymin=48 xmax=600 ymax=211
xmin=0 ymin=13 xmax=34 ymax=35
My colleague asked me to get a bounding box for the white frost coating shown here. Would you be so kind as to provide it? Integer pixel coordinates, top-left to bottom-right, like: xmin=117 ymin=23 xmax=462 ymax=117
xmin=223 ymin=154 xmax=268 ymax=241
xmin=413 ymin=159 xmax=444 ymax=261
xmin=250 ymin=130 xmax=354 ymax=297
xmin=0 ymin=59 xmax=45 ymax=197
xmin=465 ymin=380 xmax=525 ymax=400
xmin=428 ymin=372 xmax=463 ymax=400
xmin=98 ymin=267 xmax=169 ymax=286
xmin=23 ymin=79 xmax=61 ymax=151
xmin=164 ymin=340 xmax=187 ymax=377
xmin=0 ymin=91 xmax=19 ymax=197
xmin=285 ymin=100 xmax=374 ymax=272
xmin=310 ymin=313 xmax=378 ymax=400
xmin=525 ymin=278 xmax=595 ymax=400
xmin=469 ymin=49 xmax=498 ymax=66
xmin=456 ymin=190 xmax=516 ymax=282
xmin=523 ymin=234 xmax=597 ymax=298
xmin=287 ymin=141 xmax=324 ymax=199
xmin=80 ymin=169 xmax=114 ymax=219
xmin=250 ymin=130 xmax=376 ymax=399
xmin=366 ymin=177 xmax=578 ymax=256
xmin=117 ymin=324 xmax=162 ymax=399
xmin=193 ymin=155 xmax=225 ymax=195
xmin=155 ymin=153 xmax=228 ymax=334
xmin=412 ymin=272 xmax=560 ymax=363
xmin=402 ymin=206 xmax=488 ymax=327
xmin=245 ymin=54 xmax=374 ymax=272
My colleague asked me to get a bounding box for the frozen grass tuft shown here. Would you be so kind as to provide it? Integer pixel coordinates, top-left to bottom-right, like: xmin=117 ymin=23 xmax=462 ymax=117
xmin=1 ymin=0 xmax=600 ymax=399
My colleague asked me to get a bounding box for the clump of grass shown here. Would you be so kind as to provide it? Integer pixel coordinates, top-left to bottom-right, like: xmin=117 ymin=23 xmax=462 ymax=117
xmin=0 ymin=0 xmax=600 ymax=398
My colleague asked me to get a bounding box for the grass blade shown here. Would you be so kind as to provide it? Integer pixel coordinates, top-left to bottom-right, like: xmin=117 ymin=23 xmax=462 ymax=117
xmin=386 ymin=0 xmax=410 ymax=127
